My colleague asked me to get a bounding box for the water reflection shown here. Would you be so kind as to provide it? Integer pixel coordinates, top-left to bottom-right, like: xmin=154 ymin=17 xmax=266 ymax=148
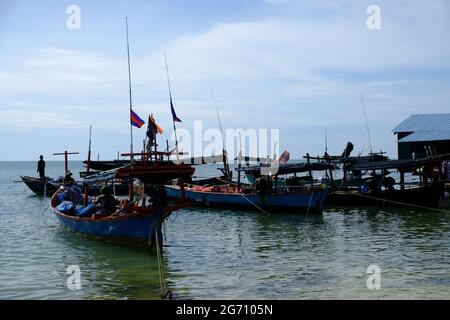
xmin=52 ymin=226 xmax=179 ymax=299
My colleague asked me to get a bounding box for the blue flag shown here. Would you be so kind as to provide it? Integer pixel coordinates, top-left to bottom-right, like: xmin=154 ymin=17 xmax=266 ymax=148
xmin=170 ymin=96 xmax=182 ymax=122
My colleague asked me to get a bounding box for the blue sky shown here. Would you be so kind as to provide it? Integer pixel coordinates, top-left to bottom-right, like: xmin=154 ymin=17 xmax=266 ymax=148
xmin=1 ymin=0 xmax=449 ymax=161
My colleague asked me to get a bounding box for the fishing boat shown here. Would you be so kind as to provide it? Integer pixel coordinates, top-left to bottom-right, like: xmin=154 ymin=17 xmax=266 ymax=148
xmin=21 ymin=173 xmax=130 ymax=197
xmin=324 ymin=156 xmax=447 ymax=208
xmin=296 ymin=150 xmax=446 ymax=208
xmin=21 ymin=148 xmax=130 ymax=197
xmin=50 ymin=159 xmax=193 ymax=248
xmin=20 ymin=176 xmax=60 ymax=196
xmin=167 ymin=150 xmax=330 ymax=213
xmin=166 ymin=183 xmax=328 ymax=213
xmin=50 ymin=17 xmax=196 ymax=250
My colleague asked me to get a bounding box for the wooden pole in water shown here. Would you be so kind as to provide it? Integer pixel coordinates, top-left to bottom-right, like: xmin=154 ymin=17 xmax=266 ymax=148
xmin=306 ymin=153 xmax=313 ymax=185
xmin=400 ymin=170 xmax=405 ymax=191
xmin=166 ymin=140 xmax=170 ymax=162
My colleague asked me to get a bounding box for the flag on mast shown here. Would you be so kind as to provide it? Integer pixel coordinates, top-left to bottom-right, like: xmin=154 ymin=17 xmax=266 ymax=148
xmin=146 ymin=114 xmax=163 ymax=146
xmin=130 ymin=109 xmax=145 ymax=128
xmin=170 ymin=96 xmax=182 ymax=123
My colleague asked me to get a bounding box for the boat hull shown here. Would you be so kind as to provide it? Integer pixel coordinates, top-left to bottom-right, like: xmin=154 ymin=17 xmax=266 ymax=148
xmin=20 ymin=176 xmax=60 ymax=196
xmin=166 ymin=185 xmax=328 ymax=213
xmin=325 ymin=183 xmax=444 ymax=208
xmin=20 ymin=176 xmax=129 ymax=197
xmin=53 ymin=209 xmax=162 ymax=248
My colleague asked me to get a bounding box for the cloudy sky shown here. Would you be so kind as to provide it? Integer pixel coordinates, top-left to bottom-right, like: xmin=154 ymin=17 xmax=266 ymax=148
xmin=0 ymin=0 xmax=449 ymax=161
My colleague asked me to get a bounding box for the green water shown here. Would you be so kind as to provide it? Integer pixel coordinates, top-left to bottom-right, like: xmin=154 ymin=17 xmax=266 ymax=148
xmin=0 ymin=161 xmax=449 ymax=299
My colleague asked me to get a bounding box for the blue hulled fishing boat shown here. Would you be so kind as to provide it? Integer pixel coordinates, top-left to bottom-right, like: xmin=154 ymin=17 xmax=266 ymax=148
xmin=49 ymin=16 xmax=197 ymax=249
xmin=165 ymin=183 xmax=328 ymax=213
xmin=51 ymin=175 xmax=192 ymax=248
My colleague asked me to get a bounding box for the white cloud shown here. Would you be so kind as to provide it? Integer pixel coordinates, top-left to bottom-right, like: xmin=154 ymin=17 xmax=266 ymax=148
xmin=0 ymin=110 xmax=85 ymax=129
xmin=1 ymin=0 xmax=450 ymax=158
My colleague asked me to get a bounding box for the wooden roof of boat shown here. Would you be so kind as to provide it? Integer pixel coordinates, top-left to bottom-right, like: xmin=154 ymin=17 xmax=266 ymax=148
xmin=115 ymin=163 xmax=194 ymax=183
xmin=348 ymin=155 xmax=448 ymax=171
xmin=238 ymin=162 xmax=334 ymax=176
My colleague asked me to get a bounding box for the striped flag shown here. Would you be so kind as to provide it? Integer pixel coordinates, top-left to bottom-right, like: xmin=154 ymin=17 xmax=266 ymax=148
xmin=130 ymin=109 xmax=145 ymax=128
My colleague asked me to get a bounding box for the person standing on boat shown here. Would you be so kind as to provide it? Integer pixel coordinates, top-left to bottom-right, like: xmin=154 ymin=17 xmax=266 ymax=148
xmin=37 ymin=155 xmax=45 ymax=180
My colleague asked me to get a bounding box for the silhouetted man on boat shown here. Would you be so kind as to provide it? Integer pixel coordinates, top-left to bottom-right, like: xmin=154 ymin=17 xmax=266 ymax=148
xmin=37 ymin=155 xmax=45 ymax=180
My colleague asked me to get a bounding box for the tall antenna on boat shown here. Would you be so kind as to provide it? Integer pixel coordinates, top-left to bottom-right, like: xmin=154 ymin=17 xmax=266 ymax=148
xmin=273 ymin=141 xmax=278 ymax=161
xmin=125 ymin=17 xmax=134 ymax=162
xmin=164 ymin=53 xmax=180 ymax=163
xmin=210 ymin=88 xmax=229 ymax=178
xmin=360 ymin=94 xmax=373 ymax=155
xmin=210 ymin=88 xmax=224 ymax=146
xmin=325 ymin=128 xmax=328 ymax=155
xmin=237 ymin=131 xmax=243 ymax=190
xmin=84 ymin=126 xmax=92 ymax=206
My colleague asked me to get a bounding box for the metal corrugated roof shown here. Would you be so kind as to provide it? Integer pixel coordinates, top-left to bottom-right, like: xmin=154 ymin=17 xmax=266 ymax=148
xmin=392 ymin=114 xmax=450 ymax=133
xmin=398 ymin=131 xmax=450 ymax=143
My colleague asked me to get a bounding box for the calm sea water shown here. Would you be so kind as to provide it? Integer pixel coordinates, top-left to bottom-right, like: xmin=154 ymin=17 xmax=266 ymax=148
xmin=0 ymin=161 xmax=449 ymax=299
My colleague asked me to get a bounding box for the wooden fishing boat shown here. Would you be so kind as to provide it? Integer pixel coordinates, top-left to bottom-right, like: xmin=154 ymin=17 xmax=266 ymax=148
xmin=166 ymin=183 xmax=328 ymax=213
xmin=50 ymin=184 xmax=191 ymax=248
xmin=20 ymin=176 xmax=60 ymax=196
xmin=322 ymin=156 xmax=447 ymax=208
xmin=50 ymin=150 xmax=194 ymax=248
xmin=326 ymin=182 xmax=444 ymax=208
xmin=166 ymin=184 xmax=328 ymax=213
xmin=20 ymin=175 xmax=130 ymax=197
xmin=297 ymin=152 xmax=447 ymax=208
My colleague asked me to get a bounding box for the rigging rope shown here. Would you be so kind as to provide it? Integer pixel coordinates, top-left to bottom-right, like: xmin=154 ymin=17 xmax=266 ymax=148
xmin=352 ymin=193 xmax=450 ymax=214
xmin=239 ymin=193 xmax=270 ymax=215
xmin=306 ymin=189 xmax=315 ymax=216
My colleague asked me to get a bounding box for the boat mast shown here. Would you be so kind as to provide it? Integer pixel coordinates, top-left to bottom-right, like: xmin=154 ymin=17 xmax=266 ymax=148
xmin=237 ymin=132 xmax=242 ymax=191
xmin=84 ymin=126 xmax=92 ymax=206
xmin=360 ymin=94 xmax=373 ymax=155
xmin=125 ymin=17 xmax=134 ymax=162
xmin=210 ymin=88 xmax=230 ymax=179
xmin=324 ymin=128 xmax=329 ymax=180
xmin=164 ymin=54 xmax=180 ymax=163
xmin=53 ymin=151 xmax=79 ymax=175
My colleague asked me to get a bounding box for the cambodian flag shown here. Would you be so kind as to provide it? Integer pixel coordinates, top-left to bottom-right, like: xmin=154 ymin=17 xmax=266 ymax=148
xmin=130 ymin=109 xmax=145 ymax=128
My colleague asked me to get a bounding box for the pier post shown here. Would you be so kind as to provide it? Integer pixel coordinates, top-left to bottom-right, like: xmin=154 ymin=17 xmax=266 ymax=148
xmin=400 ymin=170 xmax=405 ymax=190
xmin=306 ymin=153 xmax=313 ymax=185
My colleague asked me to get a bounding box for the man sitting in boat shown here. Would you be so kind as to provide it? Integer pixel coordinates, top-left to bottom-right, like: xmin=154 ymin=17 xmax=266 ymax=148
xmin=254 ymin=175 xmax=273 ymax=195
xmin=63 ymin=170 xmax=75 ymax=185
xmin=95 ymin=186 xmax=117 ymax=215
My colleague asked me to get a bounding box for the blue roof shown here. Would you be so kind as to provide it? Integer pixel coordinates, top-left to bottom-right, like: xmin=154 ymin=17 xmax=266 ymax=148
xmin=392 ymin=114 xmax=450 ymax=133
xmin=398 ymin=131 xmax=450 ymax=143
